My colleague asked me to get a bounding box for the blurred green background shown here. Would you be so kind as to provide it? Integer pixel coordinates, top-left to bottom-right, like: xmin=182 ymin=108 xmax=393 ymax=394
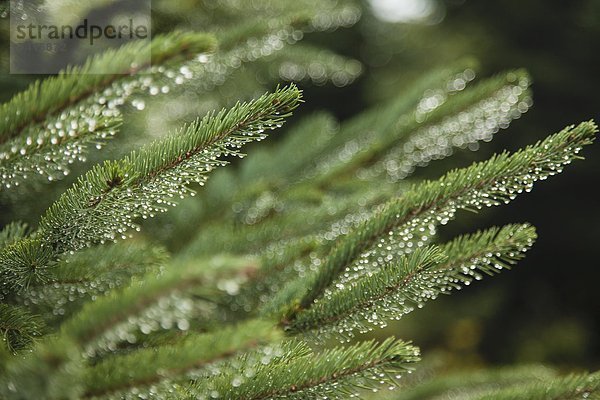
xmin=1 ymin=0 xmax=598 ymax=371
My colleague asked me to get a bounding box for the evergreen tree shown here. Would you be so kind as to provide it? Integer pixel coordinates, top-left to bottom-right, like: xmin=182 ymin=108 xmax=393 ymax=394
xmin=0 ymin=1 xmax=598 ymax=399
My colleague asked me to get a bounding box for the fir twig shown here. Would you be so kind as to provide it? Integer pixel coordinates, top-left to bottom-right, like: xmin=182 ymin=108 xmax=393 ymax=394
xmin=0 ymin=85 xmax=301 ymax=294
xmin=0 ymin=32 xmax=216 ymax=143
xmin=0 ymin=304 xmax=44 ymax=353
xmin=293 ymin=121 xmax=596 ymax=314
xmin=286 ymin=224 xmax=536 ymax=338
xmin=185 ymin=338 xmax=420 ymax=400
xmin=475 ymin=371 xmax=600 ymax=400
xmin=82 ymin=320 xmax=280 ymax=398
xmin=0 ymin=32 xmax=217 ymax=188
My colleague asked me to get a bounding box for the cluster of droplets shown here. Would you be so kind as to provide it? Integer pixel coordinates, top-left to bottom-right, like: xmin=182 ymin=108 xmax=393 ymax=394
xmin=321 ymin=207 xmax=377 ymax=243
xmin=95 ymin=341 xmax=289 ymax=399
xmin=45 ymin=121 xmax=277 ymax=254
xmin=166 ymin=4 xmax=360 ymax=94
xmin=414 ymin=69 xmax=477 ymax=122
xmin=180 ymin=343 xmax=293 ymax=400
xmin=0 ymin=52 xmax=203 ymax=190
xmin=131 ymin=126 xmax=274 ymax=220
xmin=332 ymin=222 xmax=437 ymax=292
xmin=84 ymin=292 xmax=213 ymax=359
xmin=0 ymin=104 xmax=118 ymax=189
xmin=234 ymin=191 xmax=283 ymax=225
xmin=304 ymin=233 xmax=534 ymax=342
xmin=363 ymin=76 xmax=532 ymax=182
xmin=333 ymin=207 xmax=473 ymax=294
xmin=173 ymin=29 xmax=296 ymax=94
xmin=277 ymin=52 xmax=362 ymax=87
xmin=19 ymin=276 xmax=128 ymax=318
xmin=309 ymin=69 xmax=475 ymax=181
xmin=447 ymin=138 xmax=584 ymax=219
xmin=312 ymin=133 xmax=378 ymax=179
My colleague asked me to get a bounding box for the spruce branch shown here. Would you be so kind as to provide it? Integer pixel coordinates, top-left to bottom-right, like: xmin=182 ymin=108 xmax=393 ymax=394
xmin=0 ymin=31 xmax=216 ymax=143
xmin=317 ymin=59 xmax=478 ymax=153
xmin=0 ymin=85 xmax=301 ymax=294
xmin=393 ymin=365 xmax=557 ymax=400
xmin=0 ymin=32 xmax=217 ymax=188
xmin=312 ymin=69 xmax=531 ymax=185
xmin=57 ymin=255 xmax=260 ymax=353
xmin=13 ymin=242 xmax=168 ymax=325
xmin=304 ymin=60 xmax=478 ymax=184
xmin=283 ymin=247 xmax=445 ymax=337
xmin=286 ymin=224 xmax=536 ymax=338
xmin=474 ymin=371 xmax=600 ymax=400
xmin=365 ymin=70 xmax=532 ymax=181
xmin=0 ymin=304 xmax=44 ymax=353
xmin=0 ymin=222 xmax=29 ymax=248
xmin=82 ymin=320 xmax=280 ymax=399
xmin=291 ymin=121 xmax=596 ymax=314
xmin=185 ymin=338 xmax=419 ymax=400
xmin=40 ymin=84 xmax=301 ymax=253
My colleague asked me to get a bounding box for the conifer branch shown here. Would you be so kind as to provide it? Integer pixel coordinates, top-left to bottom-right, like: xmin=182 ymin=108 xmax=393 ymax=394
xmin=302 ymin=61 xmax=477 ymax=184
xmin=282 ymin=248 xmax=445 ymax=336
xmin=314 ymin=59 xmax=478 ymax=155
xmin=58 ymin=255 xmax=259 ymax=351
xmin=312 ymin=69 xmax=531 ymax=185
xmin=0 ymin=32 xmax=217 ymax=188
xmin=13 ymin=242 xmax=168 ymax=324
xmin=0 ymin=222 xmax=29 ymax=248
xmin=0 ymin=85 xmax=301 ymax=294
xmin=393 ymin=365 xmax=557 ymax=400
xmin=366 ymin=70 xmax=532 ymax=181
xmin=0 ymin=32 xmax=216 ymax=143
xmin=82 ymin=320 xmax=280 ymax=398
xmin=40 ymin=85 xmax=301 ymax=253
xmin=293 ymin=121 xmax=596 ymax=314
xmin=286 ymin=224 xmax=536 ymax=338
xmin=0 ymin=304 xmax=44 ymax=353
xmin=474 ymin=371 xmax=600 ymax=400
xmin=185 ymin=338 xmax=419 ymax=400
